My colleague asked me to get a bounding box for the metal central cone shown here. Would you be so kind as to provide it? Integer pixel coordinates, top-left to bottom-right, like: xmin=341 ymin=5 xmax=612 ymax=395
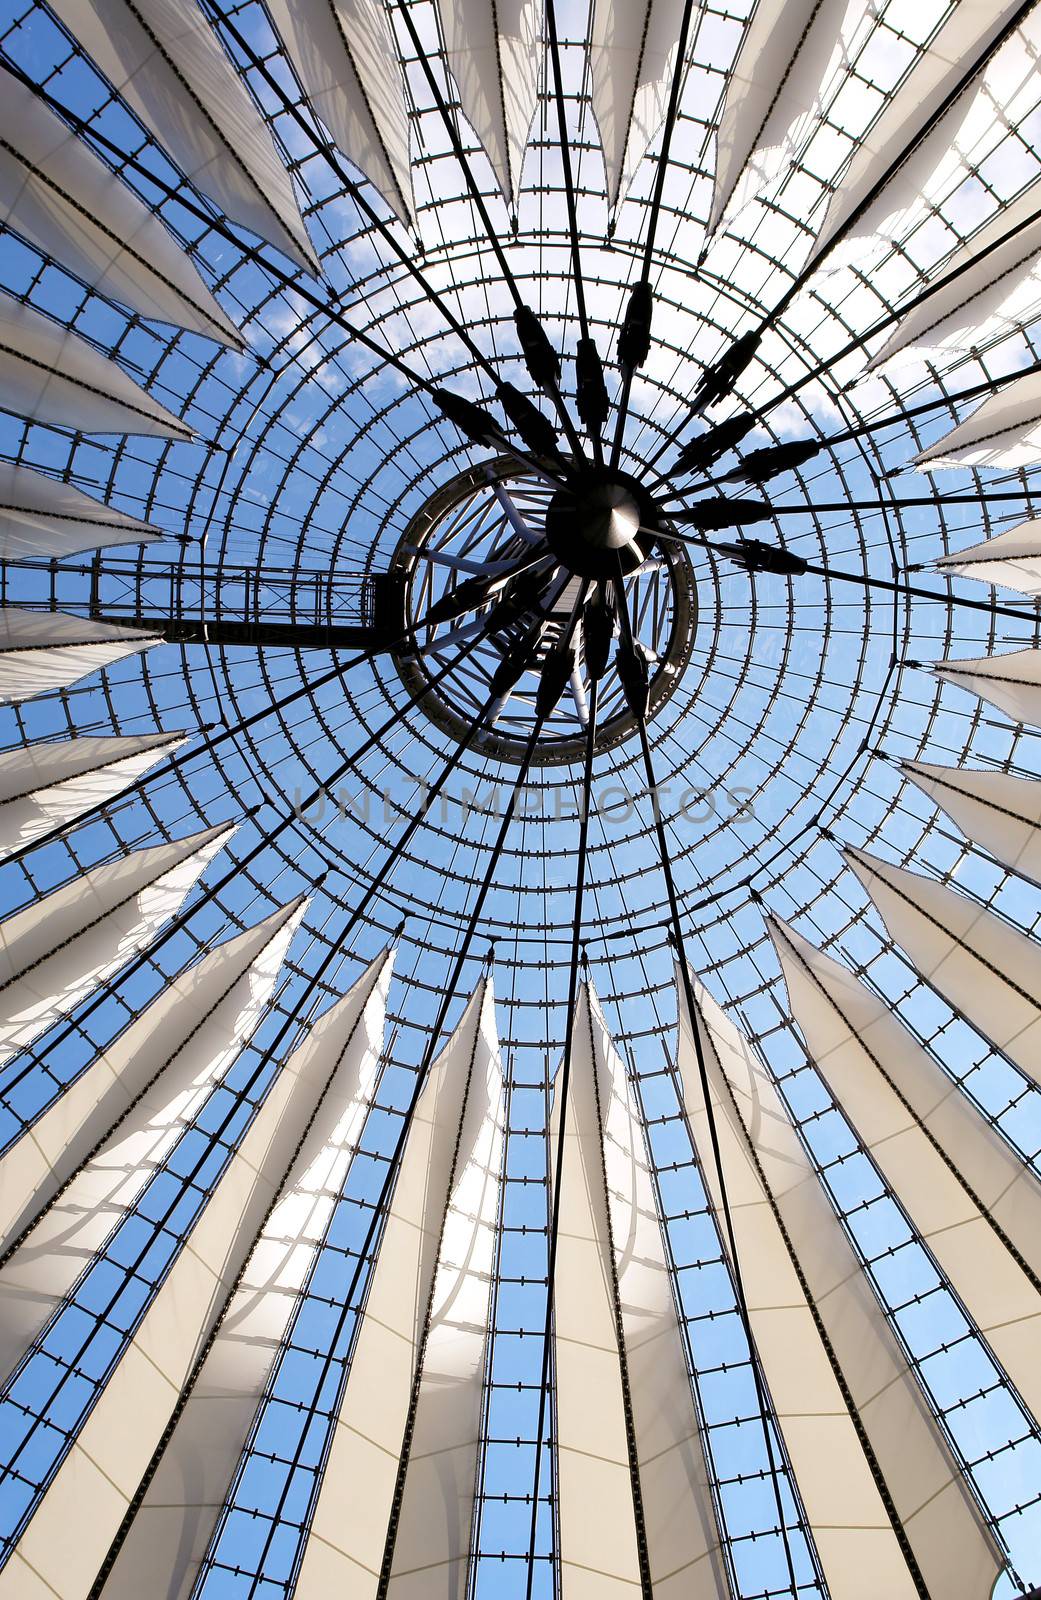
xmin=584 ymin=489 xmax=641 ymax=551
xmin=545 ymin=471 xmax=655 ymax=578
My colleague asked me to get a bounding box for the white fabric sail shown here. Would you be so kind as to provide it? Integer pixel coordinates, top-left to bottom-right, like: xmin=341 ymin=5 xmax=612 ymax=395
xmin=385 ymin=983 xmax=505 ymax=1597
xmin=0 ymin=72 xmax=242 ymax=346
xmin=934 ymin=646 xmax=1041 ymax=729
xmin=846 ymin=845 xmax=1041 ymax=1093
xmin=0 ymin=907 xmax=338 ymax=1600
xmin=0 ymin=606 xmax=159 ymax=705
xmin=95 ymin=943 xmax=394 ymax=1600
xmin=770 ymin=916 xmax=1041 ymax=1426
xmin=914 ymin=371 xmax=1041 ymax=470
xmin=902 ymin=759 xmax=1041 ymax=888
xmin=294 ymin=980 xmax=500 ymax=1597
xmin=553 ymin=984 xmax=727 ymax=1598
xmin=47 ymin=0 xmax=317 ymax=273
xmin=550 ymin=987 xmax=642 ymax=1597
xmin=845 ymin=1 xmax=1041 ymax=265
xmin=0 ymin=295 xmax=192 ymax=438
xmin=436 ymin=0 xmax=539 ymax=210
xmin=0 ymin=460 xmax=159 ymax=561
xmin=935 ymin=519 xmax=1041 ymax=597
xmin=0 ymin=604 xmax=159 ymax=707
xmin=676 ymin=965 xmax=1002 ymax=1598
xmin=0 ymin=898 xmax=307 ymax=1259
xmin=0 ymin=895 xmax=305 ymax=1376
xmin=266 ymin=0 xmax=413 ymax=227
xmin=708 ymin=0 xmax=852 ymax=238
xmin=869 ymin=182 xmax=1041 ymax=371
xmin=0 ymin=732 xmax=186 ymax=861
xmin=588 ymin=0 xmax=692 ymax=214
xmin=808 ymin=1 xmax=1026 ymax=266
xmin=0 ymin=821 xmax=234 ymax=1070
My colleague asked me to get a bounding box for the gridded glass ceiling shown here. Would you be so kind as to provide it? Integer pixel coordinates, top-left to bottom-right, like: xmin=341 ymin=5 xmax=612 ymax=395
xmin=0 ymin=0 xmax=1040 ymax=1596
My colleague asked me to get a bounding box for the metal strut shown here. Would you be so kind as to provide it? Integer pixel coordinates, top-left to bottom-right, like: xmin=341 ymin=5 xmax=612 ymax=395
xmin=0 ymin=58 xmax=557 ymax=489
xmin=519 ymin=665 xmax=656 ymax=1600
xmin=0 ymin=624 xmax=489 ymax=1114
xmin=653 ymin=349 xmax=1041 ymax=493
xmin=609 ymin=0 xmax=697 ymax=472
xmin=613 ymin=558 xmax=804 ymax=1597
xmin=643 ymin=82 xmax=1041 ymax=475
xmin=390 ymin=0 xmax=586 ymax=462
xmin=0 ymin=571 xmax=497 ymax=873
xmin=85 ymin=941 xmax=395 ymax=1599
xmin=545 ymin=0 xmax=605 ymax=463
xmin=90 ymin=653 xmax=516 ymax=1595
xmin=236 ymin=586 xmax=589 ymax=1597
xmin=652 ymin=526 xmax=1041 ymax=631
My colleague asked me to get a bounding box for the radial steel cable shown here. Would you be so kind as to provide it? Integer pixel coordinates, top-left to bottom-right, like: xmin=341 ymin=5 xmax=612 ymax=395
xmin=613 ymin=558 xmax=804 ymax=1597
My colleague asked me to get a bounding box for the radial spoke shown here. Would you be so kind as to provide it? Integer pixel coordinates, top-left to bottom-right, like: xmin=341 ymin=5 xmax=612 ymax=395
xmin=201 ymin=1 xmax=501 ymax=391
xmin=652 ymin=526 xmax=1041 ymax=627
xmin=608 ymin=0 xmax=697 ymax=469
xmin=0 ymin=579 xmax=507 ymax=872
xmin=676 ymin=489 xmax=1041 ymax=518
xmin=644 ymin=150 xmax=1041 ymax=473
xmin=546 ymin=0 xmax=605 ymax=465
xmin=613 ymin=560 xmax=804 ymax=1598
xmin=653 ymin=350 xmax=1041 ymax=491
xmin=0 ymin=622 xmax=498 ymax=1114
xmin=0 ymin=61 xmax=565 ymax=488
xmin=390 ymin=0 xmax=586 ymax=459
xmin=232 ymin=584 xmax=589 ymax=1596
xmin=701 ymin=2 xmax=1036 ymax=364
xmin=1 ymin=4 xmax=1039 ymax=1591
xmin=87 ymin=665 xmax=536 ymax=1588
xmin=523 ymin=657 xmax=617 ymax=1599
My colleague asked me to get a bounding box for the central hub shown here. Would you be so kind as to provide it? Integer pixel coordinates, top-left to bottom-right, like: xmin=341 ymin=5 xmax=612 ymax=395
xmin=545 ymin=467 xmax=661 ymax=578
xmin=575 ymin=481 xmax=640 ymax=550
xmin=388 ymin=461 xmax=696 ymax=764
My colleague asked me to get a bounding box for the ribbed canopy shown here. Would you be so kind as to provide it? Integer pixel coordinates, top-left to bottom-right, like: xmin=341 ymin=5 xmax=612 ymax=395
xmin=771 ymin=916 xmax=1041 ymax=1429
xmin=384 ymin=979 xmax=505 ymax=1597
xmin=0 ymin=70 xmax=242 ymax=345
xmin=806 ymin=1 xmax=1027 ymax=266
xmin=96 ymin=942 xmax=395 ymax=1600
xmin=0 ymin=821 xmax=233 ymax=1069
xmin=294 ymin=980 xmax=503 ymax=1596
xmin=0 ymin=462 xmax=159 ymax=562
xmin=0 ymin=608 xmax=159 ymax=705
xmin=437 ymin=0 xmax=539 ymax=211
xmin=916 ymin=373 xmax=1041 ymax=468
xmin=933 ymin=645 xmax=1041 ymax=727
xmin=708 ymin=0 xmax=851 ymax=238
xmin=46 ymin=0 xmax=317 ymax=271
xmin=552 ymin=983 xmax=727 ymax=1597
xmin=676 ymin=965 xmax=1000 ymax=1599
xmin=0 ymin=297 xmax=193 ymax=438
xmin=0 ymin=733 xmax=185 ymax=861
xmin=0 ymin=898 xmax=312 ymax=1599
xmin=869 ymin=183 xmax=1041 ymax=372
xmin=0 ymin=895 xmax=306 ymax=1336
xmin=589 ymin=0 xmax=691 ymax=214
xmin=0 ymin=895 xmax=303 ymax=1255
xmin=0 ymin=0 xmax=1040 ymax=1594
xmin=846 ymin=845 xmax=1041 ymax=1092
xmin=936 ymin=520 xmax=1041 ymax=595
xmin=266 ymin=0 xmax=414 ymax=228
xmin=901 ymin=758 xmax=1041 ymax=887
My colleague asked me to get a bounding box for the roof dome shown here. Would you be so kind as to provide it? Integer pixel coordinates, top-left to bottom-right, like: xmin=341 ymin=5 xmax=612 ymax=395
xmin=0 ymin=1 xmax=1039 ymax=1595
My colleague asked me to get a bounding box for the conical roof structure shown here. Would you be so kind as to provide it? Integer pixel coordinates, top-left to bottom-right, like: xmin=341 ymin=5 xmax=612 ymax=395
xmin=0 ymin=1 xmax=1039 ymax=1594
